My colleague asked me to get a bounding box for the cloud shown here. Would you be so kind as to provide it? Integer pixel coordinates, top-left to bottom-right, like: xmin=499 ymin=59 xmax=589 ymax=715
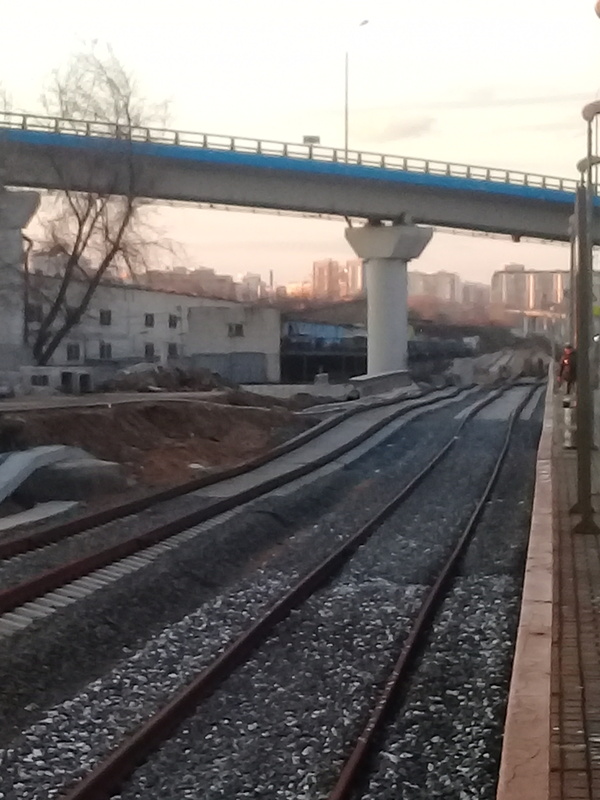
xmin=460 ymin=92 xmax=589 ymax=110
xmin=368 ymin=116 xmax=435 ymax=143
xmin=518 ymin=119 xmax=582 ymax=133
xmin=366 ymin=91 xmax=590 ymax=114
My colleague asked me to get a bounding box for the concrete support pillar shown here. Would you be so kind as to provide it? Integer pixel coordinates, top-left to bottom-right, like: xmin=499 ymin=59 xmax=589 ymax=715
xmin=346 ymin=221 xmax=432 ymax=376
xmin=364 ymin=257 xmax=409 ymax=374
xmin=0 ymin=188 xmax=40 ymax=267
xmin=0 ymin=187 xmax=41 ymax=369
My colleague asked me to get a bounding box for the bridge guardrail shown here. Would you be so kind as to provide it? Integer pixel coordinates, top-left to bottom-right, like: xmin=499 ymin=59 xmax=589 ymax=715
xmin=0 ymin=111 xmax=580 ymax=195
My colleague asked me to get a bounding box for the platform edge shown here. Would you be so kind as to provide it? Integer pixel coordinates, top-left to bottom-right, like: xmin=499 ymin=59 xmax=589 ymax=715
xmin=496 ymin=379 xmax=553 ymax=800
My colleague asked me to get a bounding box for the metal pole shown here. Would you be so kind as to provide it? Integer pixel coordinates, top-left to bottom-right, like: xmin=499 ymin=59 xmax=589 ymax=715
xmin=588 ymin=120 xmax=594 ymax=242
xmin=591 ymin=120 xmax=599 ymax=390
xmin=573 ymin=179 xmax=599 ymax=531
xmin=344 ymin=50 xmax=349 ymax=163
xmin=570 ymin=204 xmax=578 ymax=346
xmin=586 ymin=122 xmax=598 ymax=429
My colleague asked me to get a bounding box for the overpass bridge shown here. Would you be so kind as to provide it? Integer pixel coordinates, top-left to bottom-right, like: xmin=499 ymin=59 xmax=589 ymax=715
xmin=0 ymin=112 xmax=598 ymax=243
xmin=0 ymin=112 xmax=593 ymax=385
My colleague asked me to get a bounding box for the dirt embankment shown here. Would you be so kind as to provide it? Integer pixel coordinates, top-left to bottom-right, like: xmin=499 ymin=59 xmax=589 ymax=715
xmin=13 ymin=399 xmax=314 ymax=488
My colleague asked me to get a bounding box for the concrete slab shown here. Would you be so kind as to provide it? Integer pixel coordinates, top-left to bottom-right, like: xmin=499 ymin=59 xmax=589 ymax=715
xmin=350 ymin=371 xmax=417 ymax=397
xmin=241 ymin=384 xmax=351 ymax=400
xmin=475 ymin=386 xmax=531 ymax=420
xmin=16 ymin=459 xmax=127 ymax=503
xmin=0 ymin=445 xmax=90 ymax=505
xmin=0 ymin=501 xmax=78 ymax=532
xmin=194 ymin=388 xmax=475 ymax=500
xmin=299 ymin=383 xmax=422 ymax=416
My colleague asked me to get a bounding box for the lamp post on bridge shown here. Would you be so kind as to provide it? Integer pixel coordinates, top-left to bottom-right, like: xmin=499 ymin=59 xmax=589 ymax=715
xmin=344 ymin=19 xmax=369 ymax=163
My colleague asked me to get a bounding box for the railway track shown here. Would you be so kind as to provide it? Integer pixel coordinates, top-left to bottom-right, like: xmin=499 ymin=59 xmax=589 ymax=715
xmin=0 ymin=385 xmax=457 ymax=562
xmin=326 ymin=385 xmax=539 ymax=800
xmin=0 ymin=382 xmax=542 ymax=800
xmin=0 ymin=385 xmax=477 ymax=638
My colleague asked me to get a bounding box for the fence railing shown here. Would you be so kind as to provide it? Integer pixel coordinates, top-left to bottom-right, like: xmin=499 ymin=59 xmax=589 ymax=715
xmin=0 ymin=111 xmax=580 ymax=194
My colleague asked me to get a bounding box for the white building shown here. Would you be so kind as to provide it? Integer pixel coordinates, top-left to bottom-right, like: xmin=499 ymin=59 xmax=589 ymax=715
xmin=2 ymin=274 xmax=281 ymax=392
xmin=187 ymin=304 xmax=280 ymax=383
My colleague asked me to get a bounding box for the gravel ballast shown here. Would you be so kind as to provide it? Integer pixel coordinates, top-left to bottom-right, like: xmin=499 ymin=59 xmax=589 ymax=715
xmin=114 ymin=391 xmax=536 ymax=800
xmin=360 ymin=410 xmax=544 ymax=800
xmin=0 ymin=388 xmax=486 ymax=744
xmin=0 ymin=387 xmax=537 ymax=800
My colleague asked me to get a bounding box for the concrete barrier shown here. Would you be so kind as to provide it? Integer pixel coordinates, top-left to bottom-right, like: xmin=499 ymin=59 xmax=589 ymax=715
xmin=350 ymin=370 xmax=416 ymax=397
xmin=0 ymin=445 xmax=89 ymax=505
xmin=16 ymin=458 xmax=127 ymax=503
xmin=241 ymin=383 xmax=352 ymax=400
xmin=0 ymin=501 xmax=79 ymax=532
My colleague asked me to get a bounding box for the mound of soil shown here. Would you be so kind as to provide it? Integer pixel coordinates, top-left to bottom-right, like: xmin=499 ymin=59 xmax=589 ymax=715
xmin=14 ymin=400 xmax=314 ymax=488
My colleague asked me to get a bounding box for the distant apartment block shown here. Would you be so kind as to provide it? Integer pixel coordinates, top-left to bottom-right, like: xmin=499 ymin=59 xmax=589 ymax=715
xmin=312 ymin=259 xmax=364 ymax=300
xmin=407 ymin=270 xmax=462 ymax=303
xmin=490 ymin=264 xmax=571 ymax=312
xmin=462 ymin=282 xmax=490 ymax=306
xmin=143 ymin=266 xmax=237 ymax=301
xmin=236 ymin=272 xmax=268 ymax=302
xmin=284 ymin=281 xmax=313 ymax=298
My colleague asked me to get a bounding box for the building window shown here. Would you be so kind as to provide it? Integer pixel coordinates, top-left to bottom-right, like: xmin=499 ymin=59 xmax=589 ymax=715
xmin=99 ymin=341 xmax=112 ymax=360
xmin=168 ymin=314 xmax=178 ymax=329
xmin=167 ymin=343 xmax=178 ymax=358
xmin=66 ymin=343 xmax=80 ymax=362
xmin=99 ymin=309 xmax=112 ymax=326
xmin=31 ymin=374 xmax=49 ymax=387
xmin=228 ymin=323 xmax=244 ymax=337
xmin=145 ymin=313 xmax=155 ymax=328
xmin=26 ymin=304 xmax=43 ymax=323
xmin=144 ymin=343 xmax=155 ymax=360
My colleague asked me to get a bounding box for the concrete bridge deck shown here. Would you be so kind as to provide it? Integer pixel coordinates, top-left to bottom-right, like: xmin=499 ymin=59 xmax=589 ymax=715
xmin=2 ymin=112 xmax=599 ymax=242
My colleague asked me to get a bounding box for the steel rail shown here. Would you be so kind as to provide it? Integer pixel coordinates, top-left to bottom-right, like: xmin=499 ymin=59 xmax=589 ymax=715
xmin=0 ymin=388 xmax=470 ymax=616
xmin=0 ymin=385 xmax=452 ymax=562
xmin=56 ymin=385 xmax=514 ymax=800
xmin=325 ymin=383 xmax=539 ymax=800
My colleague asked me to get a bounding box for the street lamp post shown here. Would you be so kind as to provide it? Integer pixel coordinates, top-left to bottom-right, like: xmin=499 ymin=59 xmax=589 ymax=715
xmin=572 ymin=103 xmax=600 ymax=532
xmin=344 ymin=49 xmax=349 ymax=160
xmin=344 ymin=19 xmax=369 ymax=163
xmin=573 ymin=179 xmax=596 ymax=531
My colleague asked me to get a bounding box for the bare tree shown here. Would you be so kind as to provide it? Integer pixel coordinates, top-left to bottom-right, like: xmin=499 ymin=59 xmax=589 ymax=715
xmin=29 ymin=44 xmax=170 ymax=366
xmin=0 ymin=83 xmax=11 ymax=114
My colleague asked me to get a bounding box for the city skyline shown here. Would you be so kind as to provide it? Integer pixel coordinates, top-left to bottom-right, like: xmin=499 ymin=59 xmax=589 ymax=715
xmin=3 ymin=0 xmax=598 ymax=284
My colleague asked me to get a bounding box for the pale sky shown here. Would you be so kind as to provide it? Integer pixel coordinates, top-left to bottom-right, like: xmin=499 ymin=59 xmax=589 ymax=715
xmin=3 ymin=0 xmax=600 ymax=285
